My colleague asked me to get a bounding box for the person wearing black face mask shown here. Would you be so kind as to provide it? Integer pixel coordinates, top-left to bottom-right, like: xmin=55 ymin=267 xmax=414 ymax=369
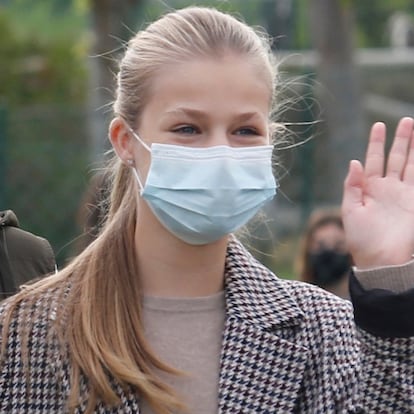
xmin=296 ymin=208 xmax=353 ymax=299
xmin=308 ymin=249 xmax=352 ymax=286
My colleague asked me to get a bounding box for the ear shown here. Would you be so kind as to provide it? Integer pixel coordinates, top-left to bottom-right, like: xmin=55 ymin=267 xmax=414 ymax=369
xmin=109 ymin=117 xmax=134 ymax=163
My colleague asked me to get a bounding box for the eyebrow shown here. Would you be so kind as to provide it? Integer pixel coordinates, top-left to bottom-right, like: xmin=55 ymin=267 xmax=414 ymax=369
xmin=163 ymin=108 xmax=265 ymax=122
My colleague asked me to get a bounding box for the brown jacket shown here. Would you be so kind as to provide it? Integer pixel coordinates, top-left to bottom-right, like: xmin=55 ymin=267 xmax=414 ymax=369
xmin=0 ymin=210 xmax=55 ymax=299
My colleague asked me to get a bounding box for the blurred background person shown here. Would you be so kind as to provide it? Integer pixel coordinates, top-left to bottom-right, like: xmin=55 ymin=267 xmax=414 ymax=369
xmin=388 ymin=11 xmax=414 ymax=49
xmin=295 ymin=208 xmax=353 ymax=299
xmin=0 ymin=209 xmax=56 ymax=300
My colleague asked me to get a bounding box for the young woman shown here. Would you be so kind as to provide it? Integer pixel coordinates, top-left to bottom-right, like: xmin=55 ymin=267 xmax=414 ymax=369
xmin=296 ymin=208 xmax=353 ymax=299
xmin=1 ymin=6 xmax=414 ymax=414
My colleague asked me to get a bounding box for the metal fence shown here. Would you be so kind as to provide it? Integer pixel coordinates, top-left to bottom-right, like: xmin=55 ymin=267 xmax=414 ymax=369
xmin=0 ymin=103 xmax=93 ymax=266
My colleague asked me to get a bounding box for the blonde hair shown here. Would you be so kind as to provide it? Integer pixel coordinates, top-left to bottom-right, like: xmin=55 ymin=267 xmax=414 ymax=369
xmin=1 ymin=7 xmax=278 ymax=414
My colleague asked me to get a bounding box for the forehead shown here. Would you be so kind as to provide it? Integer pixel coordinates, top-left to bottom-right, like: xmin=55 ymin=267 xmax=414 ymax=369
xmin=141 ymin=55 xmax=271 ymax=119
xmin=312 ymin=223 xmax=345 ymax=241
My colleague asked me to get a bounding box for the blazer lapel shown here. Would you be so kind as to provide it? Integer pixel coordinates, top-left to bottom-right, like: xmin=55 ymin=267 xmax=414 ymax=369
xmin=218 ymin=238 xmax=309 ymax=413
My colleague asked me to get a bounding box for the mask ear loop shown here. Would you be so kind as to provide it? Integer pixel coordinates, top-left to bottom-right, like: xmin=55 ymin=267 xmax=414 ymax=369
xmin=125 ymin=124 xmax=151 ymax=195
xmin=131 ymin=167 xmax=145 ymax=195
xmin=127 ymin=124 xmax=152 ymax=152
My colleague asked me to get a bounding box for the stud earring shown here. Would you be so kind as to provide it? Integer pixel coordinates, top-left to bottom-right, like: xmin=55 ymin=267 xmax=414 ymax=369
xmin=126 ymin=159 xmax=134 ymax=167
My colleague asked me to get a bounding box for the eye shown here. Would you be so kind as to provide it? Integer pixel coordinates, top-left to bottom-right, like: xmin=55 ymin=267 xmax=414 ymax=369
xmin=234 ymin=127 xmax=260 ymax=136
xmin=172 ymin=125 xmax=199 ymax=135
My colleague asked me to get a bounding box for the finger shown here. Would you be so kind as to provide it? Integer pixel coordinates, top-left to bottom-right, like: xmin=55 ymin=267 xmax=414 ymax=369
xmin=342 ymin=160 xmax=364 ymax=215
xmin=402 ymin=124 xmax=414 ymax=184
xmin=364 ymin=122 xmax=386 ymax=178
xmin=386 ymin=117 xmax=414 ymax=178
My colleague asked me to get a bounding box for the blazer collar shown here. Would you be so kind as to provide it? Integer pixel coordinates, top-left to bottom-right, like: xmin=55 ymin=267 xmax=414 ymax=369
xmin=224 ymin=237 xmax=304 ymax=330
xmin=219 ymin=238 xmax=309 ymax=413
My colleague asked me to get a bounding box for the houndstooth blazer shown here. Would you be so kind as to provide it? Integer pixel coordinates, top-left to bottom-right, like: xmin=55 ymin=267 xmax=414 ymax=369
xmin=1 ymin=238 xmax=414 ymax=413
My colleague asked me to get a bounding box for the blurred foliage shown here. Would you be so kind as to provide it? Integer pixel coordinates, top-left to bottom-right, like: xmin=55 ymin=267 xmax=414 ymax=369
xmin=6 ymin=105 xmax=90 ymax=266
xmin=1 ymin=0 xmax=412 ymax=101
xmin=134 ymin=0 xmax=414 ymax=49
xmin=0 ymin=0 xmax=89 ymax=107
xmin=0 ymin=0 xmax=91 ymax=265
xmin=138 ymin=0 xmax=263 ymax=23
xmin=354 ymin=0 xmax=414 ymax=47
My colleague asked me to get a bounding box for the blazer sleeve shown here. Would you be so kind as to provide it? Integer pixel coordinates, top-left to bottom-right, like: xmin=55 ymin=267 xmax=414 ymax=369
xmin=347 ymin=272 xmax=414 ymax=412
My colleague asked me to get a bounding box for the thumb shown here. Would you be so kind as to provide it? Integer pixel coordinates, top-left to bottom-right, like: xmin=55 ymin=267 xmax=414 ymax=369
xmin=342 ymin=160 xmax=364 ymax=214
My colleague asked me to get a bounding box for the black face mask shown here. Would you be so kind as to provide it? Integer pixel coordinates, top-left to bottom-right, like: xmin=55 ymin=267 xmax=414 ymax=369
xmin=308 ymin=249 xmax=351 ymax=286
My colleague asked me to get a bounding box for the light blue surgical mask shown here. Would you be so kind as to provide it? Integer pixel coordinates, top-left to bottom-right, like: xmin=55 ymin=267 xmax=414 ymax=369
xmin=130 ymin=130 xmax=277 ymax=245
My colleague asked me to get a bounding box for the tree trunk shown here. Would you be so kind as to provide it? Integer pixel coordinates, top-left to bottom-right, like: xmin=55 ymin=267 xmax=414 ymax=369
xmin=308 ymin=0 xmax=365 ymax=204
xmin=88 ymin=0 xmax=143 ymax=162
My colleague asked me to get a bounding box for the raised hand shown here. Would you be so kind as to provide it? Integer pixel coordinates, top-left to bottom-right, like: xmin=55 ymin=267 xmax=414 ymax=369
xmin=342 ymin=117 xmax=414 ymax=269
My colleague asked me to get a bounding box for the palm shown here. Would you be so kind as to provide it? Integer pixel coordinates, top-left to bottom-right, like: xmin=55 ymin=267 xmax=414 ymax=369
xmin=342 ymin=117 xmax=414 ymax=268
